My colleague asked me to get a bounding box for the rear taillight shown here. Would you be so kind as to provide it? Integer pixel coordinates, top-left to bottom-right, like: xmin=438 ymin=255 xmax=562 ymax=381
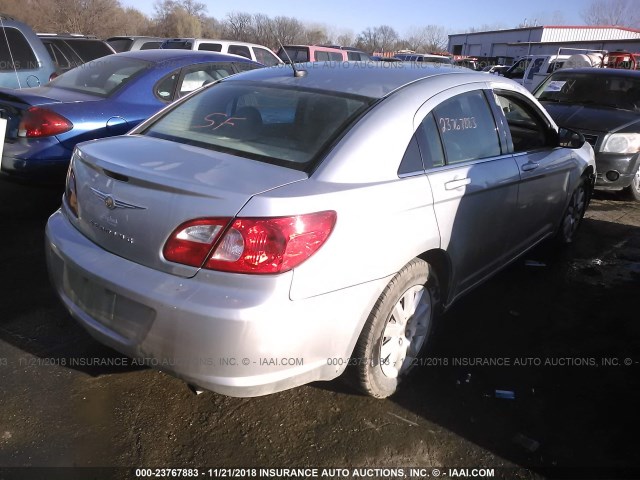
xmin=163 ymin=211 xmax=337 ymax=274
xmin=65 ymin=167 xmax=78 ymax=218
xmin=163 ymin=218 xmax=229 ymax=267
xmin=18 ymin=107 xmax=73 ymax=138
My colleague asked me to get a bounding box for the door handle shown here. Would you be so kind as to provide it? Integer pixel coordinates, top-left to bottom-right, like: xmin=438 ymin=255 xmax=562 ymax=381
xmin=445 ymin=178 xmax=471 ymax=190
xmin=521 ymin=162 xmax=540 ymax=172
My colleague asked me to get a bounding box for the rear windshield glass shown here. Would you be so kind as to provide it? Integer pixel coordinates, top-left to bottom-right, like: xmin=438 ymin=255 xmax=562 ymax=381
xmin=107 ymin=39 xmax=132 ymax=52
xmin=0 ymin=27 xmax=38 ymax=71
xmin=162 ymin=40 xmax=192 ymax=50
xmin=49 ymin=56 xmax=150 ymax=96
xmin=142 ymin=81 xmax=375 ymax=171
xmin=277 ymin=47 xmax=309 ymax=63
xmin=536 ymin=72 xmax=640 ymax=111
xmin=66 ymin=39 xmax=113 ymax=61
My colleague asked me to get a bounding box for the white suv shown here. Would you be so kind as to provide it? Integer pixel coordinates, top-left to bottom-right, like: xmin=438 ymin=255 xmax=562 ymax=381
xmin=161 ymin=38 xmax=282 ymax=66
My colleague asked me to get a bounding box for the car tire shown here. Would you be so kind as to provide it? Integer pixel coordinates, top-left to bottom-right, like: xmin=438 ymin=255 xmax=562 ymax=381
xmin=350 ymin=258 xmax=437 ymax=398
xmin=623 ymin=167 xmax=640 ymax=202
xmin=556 ymin=177 xmax=588 ymax=244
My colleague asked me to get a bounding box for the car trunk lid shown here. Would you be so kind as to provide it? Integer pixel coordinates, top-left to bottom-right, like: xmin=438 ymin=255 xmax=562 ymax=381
xmin=70 ymin=135 xmax=307 ymax=277
xmin=0 ymin=87 xmax=100 ymax=140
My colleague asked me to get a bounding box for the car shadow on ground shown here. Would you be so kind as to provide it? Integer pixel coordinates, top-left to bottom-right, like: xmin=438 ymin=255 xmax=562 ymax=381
xmin=383 ymin=213 xmax=640 ymax=477
xmin=0 ymin=177 xmax=145 ymax=377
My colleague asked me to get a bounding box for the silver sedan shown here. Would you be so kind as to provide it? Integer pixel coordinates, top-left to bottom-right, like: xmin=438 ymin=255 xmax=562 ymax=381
xmin=46 ymin=62 xmax=596 ymax=398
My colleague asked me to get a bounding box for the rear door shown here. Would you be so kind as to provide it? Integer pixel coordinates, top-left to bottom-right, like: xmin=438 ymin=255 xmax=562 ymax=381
xmin=416 ymin=87 xmax=520 ymax=298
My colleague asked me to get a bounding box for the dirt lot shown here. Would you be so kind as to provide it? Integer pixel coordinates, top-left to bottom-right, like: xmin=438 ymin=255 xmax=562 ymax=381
xmin=0 ymin=177 xmax=638 ymax=480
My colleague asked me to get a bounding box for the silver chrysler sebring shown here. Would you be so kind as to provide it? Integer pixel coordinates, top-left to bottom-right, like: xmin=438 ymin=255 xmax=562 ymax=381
xmin=46 ymin=62 xmax=595 ymax=398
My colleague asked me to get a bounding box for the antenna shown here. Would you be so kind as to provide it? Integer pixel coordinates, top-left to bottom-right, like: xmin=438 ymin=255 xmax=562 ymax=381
xmin=276 ymin=37 xmax=307 ymax=78
xmin=0 ymin=15 xmax=22 ymax=89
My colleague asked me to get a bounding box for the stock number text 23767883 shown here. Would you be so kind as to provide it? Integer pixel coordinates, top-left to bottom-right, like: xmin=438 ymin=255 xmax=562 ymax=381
xmin=438 ymin=116 xmax=477 ymax=133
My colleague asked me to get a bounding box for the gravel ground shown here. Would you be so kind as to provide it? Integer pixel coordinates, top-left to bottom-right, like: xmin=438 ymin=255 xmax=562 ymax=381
xmin=0 ymin=178 xmax=638 ymax=480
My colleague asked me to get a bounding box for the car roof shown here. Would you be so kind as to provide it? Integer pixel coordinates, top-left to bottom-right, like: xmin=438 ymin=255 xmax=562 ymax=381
xmin=221 ymin=61 xmax=480 ymax=99
xmin=163 ymin=38 xmax=268 ymax=48
xmin=116 ymin=49 xmax=256 ymax=63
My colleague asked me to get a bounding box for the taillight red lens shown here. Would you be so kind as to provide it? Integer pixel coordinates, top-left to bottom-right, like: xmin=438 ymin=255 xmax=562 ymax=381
xmin=163 ymin=211 xmax=337 ymax=274
xmin=206 ymin=211 xmax=337 ymax=274
xmin=163 ymin=218 xmax=229 ymax=267
xmin=18 ymin=107 xmax=73 ymax=138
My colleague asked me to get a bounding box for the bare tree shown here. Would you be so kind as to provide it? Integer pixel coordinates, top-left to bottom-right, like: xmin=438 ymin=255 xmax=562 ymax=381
xmin=334 ymin=30 xmax=355 ymax=48
xmin=582 ymin=0 xmax=640 ymax=27
xmin=223 ymin=11 xmax=254 ymax=42
xmin=403 ymin=25 xmax=447 ymax=52
xmin=270 ymin=16 xmax=305 ymax=45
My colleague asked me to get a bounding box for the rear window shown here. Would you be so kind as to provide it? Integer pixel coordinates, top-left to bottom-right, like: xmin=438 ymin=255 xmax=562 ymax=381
xmin=0 ymin=27 xmax=38 ymax=71
xmin=107 ymin=38 xmax=132 ymax=53
xmin=198 ymin=43 xmax=222 ymax=52
xmin=140 ymin=41 xmax=162 ymax=50
xmin=163 ymin=40 xmax=192 ymax=50
xmin=65 ymin=39 xmax=113 ymax=61
xmin=49 ymin=56 xmax=150 ymax=96
xmin=278 ymin=47 xmax=309 ymax=63
xmin=142 ymin=81 xmax=375 ymax=171
xmin=254 ymin=47 xmax=279 ymax=66
xmin=228 ymin=45 xmax=251 ymax=59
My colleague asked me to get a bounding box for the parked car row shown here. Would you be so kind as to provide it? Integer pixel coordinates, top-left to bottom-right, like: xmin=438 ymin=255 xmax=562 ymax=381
xmin=0 ymin=15 xmax=116 ymax=88
xmin=0 ymin=50 xmax=260 ymax=178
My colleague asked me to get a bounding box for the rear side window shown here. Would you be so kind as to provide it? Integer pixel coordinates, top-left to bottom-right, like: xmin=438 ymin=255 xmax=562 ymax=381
xmin=315 ymin=51 xmax=330 ymax=61
xmin=228 ymin=45 xmax=251 ymax=59
xmin=329 ymin=52 xmax=343 ymax=61
xmin=177 ymin=63 xmax=235 ymax=97
xmin=398 ymin=136 xmax=424 ymax=176
xmin=253 ymin=47 xmax=279 ymax=66
xmin=44 ymin=42 xmax=73 ymax=69
xmin=198 ymin=43 xmax=222 ymax=52
xmin=433 ymin=90 xmax=501 ymax=164
xmin=0 ymin=27 xmax=38 ymax=71
xmin=416 ymin=113 xmax=445 ymax=169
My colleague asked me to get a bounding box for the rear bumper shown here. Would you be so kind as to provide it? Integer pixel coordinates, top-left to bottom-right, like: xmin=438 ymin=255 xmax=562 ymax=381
xmin=45 ymin=209 xmax=387 ymax=397
xmin=1 ymin=139 xmax=72 ymax=179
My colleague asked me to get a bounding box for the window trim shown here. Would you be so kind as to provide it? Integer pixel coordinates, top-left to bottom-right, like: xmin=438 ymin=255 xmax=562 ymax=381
xmin=490 ymin=88 xmax=557 ymax=155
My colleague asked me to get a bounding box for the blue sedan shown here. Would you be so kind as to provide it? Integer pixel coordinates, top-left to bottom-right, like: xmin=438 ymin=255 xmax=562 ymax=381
xmin=0 ymin=49 xmax=260 ymax=179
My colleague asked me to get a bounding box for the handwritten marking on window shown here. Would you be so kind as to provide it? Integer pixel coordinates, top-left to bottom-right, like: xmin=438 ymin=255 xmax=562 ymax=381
xmin=438 ymin=116 xmax=477 ymax=133
xmin=193 ymin=113 xmax=246 ymax=130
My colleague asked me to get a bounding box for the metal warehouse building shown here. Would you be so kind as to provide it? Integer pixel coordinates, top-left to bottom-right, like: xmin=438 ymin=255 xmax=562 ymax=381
xmin=448 ymin=26 xmax=640 ymax=63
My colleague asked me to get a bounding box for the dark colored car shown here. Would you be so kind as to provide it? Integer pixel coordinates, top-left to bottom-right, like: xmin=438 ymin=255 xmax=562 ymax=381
xmin=107 ymin=36 xmax=167 ymax=53
xmin=0 ymin=49 xmax=260 ymax=179
xmin=534 ymin=68 xmax=640 ymax=201
xmin=38 ymin=35 xmax=115 ymax=78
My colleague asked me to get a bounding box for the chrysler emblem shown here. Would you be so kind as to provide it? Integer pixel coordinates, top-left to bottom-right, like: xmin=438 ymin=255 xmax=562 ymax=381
xmin=90 ymin=187 xmax=146 ymax=210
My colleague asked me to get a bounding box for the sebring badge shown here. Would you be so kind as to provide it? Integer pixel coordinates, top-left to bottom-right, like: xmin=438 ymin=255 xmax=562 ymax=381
xmin=90 ymin=187 xmax=146 ymax=210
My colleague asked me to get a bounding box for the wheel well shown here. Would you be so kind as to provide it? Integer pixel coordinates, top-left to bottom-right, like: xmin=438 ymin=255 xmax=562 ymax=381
xmin=418 ymin=249 xmax=452 ymax=310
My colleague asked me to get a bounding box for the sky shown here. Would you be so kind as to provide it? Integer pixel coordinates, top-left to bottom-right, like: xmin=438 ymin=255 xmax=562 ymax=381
xmin=119 ymin=0 xmax=592 ymax=35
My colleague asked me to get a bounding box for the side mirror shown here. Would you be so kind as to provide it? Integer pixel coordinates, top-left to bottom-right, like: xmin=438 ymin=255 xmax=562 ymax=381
xmin=557 ymin=127 xmax=586 ymax=149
